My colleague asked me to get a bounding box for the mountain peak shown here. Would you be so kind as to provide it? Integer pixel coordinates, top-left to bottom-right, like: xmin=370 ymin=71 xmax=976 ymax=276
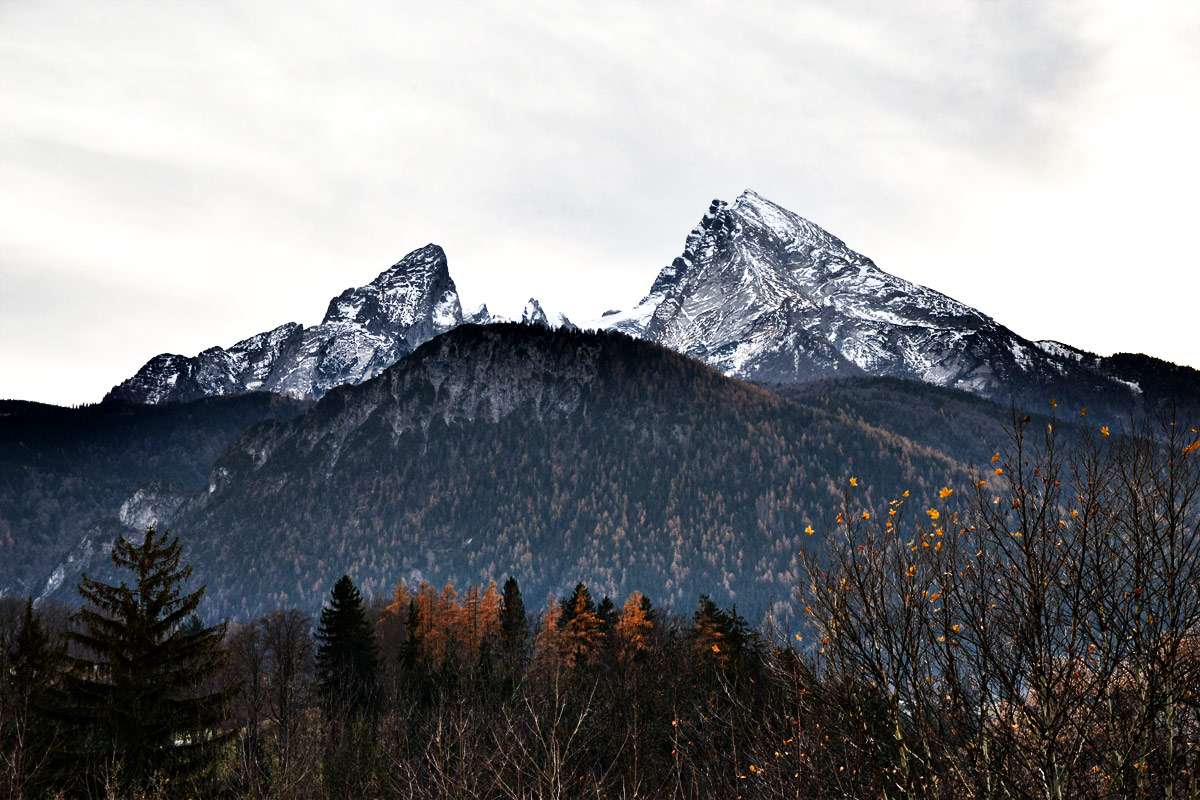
xmin=109 ymin=244 xmax=464 ymax=404
xmin=322 ymin=243 xmax=458 ymax=334
xmin=522 ymin=298 xmax=577 ymax=330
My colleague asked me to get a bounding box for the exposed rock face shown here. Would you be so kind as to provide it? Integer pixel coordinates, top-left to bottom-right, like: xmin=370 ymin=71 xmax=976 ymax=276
xmin=107 ymin=244 xmax=462 ymax=403
xmin=593 ymin=190 xmax=1148 ymax=410
xmin=118 ymin=480 xmax=190 ymax=532
xmin=521 ymin=298 xmax=577 ymax=330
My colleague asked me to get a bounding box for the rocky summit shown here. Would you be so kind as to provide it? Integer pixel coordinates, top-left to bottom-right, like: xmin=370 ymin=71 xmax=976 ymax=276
xmin=106 ymin=244 xmax=462 ymax=403
xmin=107 ymin=190 xmax=1197 ymax=418
xmin=592 ymin=190 xmax=1172 ymax=415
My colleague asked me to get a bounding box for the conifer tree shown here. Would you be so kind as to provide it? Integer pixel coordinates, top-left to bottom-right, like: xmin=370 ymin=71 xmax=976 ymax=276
xmin=315 ymin=575 xmax=381 ymax=799
xmin=558 ymin=583 xmax=604 ymax=667
xmin=499 ymin=576 xmax=527 ymax=655
xmin=1 ymin=599 xmax=60 ymax=800
xmin=315 ymin=575 xmax=379 ymax=723
xmin=60 ymin=527 xmax=232 ymax=797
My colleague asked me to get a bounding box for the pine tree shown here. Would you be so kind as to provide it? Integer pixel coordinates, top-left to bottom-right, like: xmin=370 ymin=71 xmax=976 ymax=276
xmin=615 ymin=591 xmax=655 ymax=666
xmin=499 ymin=576 xmax=527 ymax=656
xmin=558 ymin=583 xmax=604 ymax=668
xmin=1 ymin=599 xmax=60 ymax=800
xmin=59 ymin=527 xmax=232 ymax=797
xmin=315 ymin=575 xmax=381 ymax=799
xmin=315 ymin=575 xmax=379 ymax=723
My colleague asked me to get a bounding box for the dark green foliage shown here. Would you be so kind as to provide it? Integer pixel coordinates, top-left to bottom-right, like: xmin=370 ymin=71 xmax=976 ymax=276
xmin=498 ymin=576 xmax=526 ymax=653
xmin=558 ymin=582 xmax=596 ymax=627
xmin=315 ymin=575 xmax=379 ymax=723
xmin=1 ymin=599 xmax=61 ymax=799
xmin=57 ymin=527 xmax=233 ymax=797
xmin=315 ymin=575 xmax=381 ymax=799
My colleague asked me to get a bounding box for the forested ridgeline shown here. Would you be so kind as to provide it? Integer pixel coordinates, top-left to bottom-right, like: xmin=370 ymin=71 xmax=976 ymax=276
xmin=2 ymin=413 xmax=1199 ymax=800
xmin=0 ymin=393 xmax=309 ymax=595
xmin=173 ymin=325 xmax=980 ymax=620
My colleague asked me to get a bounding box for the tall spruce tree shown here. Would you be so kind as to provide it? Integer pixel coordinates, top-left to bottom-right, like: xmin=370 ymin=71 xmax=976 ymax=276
xmin=498 ymin=576 xmax=527 ymax=655
xmin=315 ymin=575 xmax=381 ymax=799
xmin=1 ymin=599 xmax=60 ymax=800
xmin=315 ymin=575 xmax=379 ymax=722
xmin=60 ymin=527 xmax=232 ymax=797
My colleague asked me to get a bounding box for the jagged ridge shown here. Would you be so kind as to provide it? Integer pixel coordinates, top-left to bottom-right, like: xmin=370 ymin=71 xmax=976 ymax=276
xmin=107 ymin=244 xmax=463 ymax=403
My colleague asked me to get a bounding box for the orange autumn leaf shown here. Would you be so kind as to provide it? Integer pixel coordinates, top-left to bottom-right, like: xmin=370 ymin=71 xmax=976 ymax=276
xmin=939 ymin=487 xmax=953 ymax=499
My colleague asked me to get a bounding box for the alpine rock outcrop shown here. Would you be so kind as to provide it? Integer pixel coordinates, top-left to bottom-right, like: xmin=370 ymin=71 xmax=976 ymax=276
xmin=107 ymin=244 xmax=463 ymax=403
xmin=593 ymin=190 xmax=1157 ymax=412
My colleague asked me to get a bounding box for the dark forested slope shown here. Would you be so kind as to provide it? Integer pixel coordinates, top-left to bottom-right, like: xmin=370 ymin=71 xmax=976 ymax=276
xmin=171 ymin=324 xmax=979 ymax=620
xmin=0 ymin=394 xmax=308 ymax=595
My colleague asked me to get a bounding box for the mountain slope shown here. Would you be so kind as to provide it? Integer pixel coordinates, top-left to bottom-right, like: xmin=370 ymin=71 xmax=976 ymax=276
xmin=593 ymin=190 xmax=1195 ymax=420
xmin=0 ymin=394 xmax=308 ymax=597
xmin=106 ymin=244 xmax=463 ymax=403
xmin=155 ymin=324 xmax=975 ymax=620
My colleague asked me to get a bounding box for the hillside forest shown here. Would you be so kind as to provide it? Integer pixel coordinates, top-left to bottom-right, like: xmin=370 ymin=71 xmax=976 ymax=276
xmin=2 ymin=411 xmax=1198 ymax=800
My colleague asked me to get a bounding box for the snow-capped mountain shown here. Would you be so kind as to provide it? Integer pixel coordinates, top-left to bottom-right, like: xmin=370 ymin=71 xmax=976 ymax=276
xmin=595 ymin=190 xmax=1146 ymax=408
xmin=521 ymin=298 xmax=577 ymax=330
xmin=107 ymin=244 xmax=463 ymax=403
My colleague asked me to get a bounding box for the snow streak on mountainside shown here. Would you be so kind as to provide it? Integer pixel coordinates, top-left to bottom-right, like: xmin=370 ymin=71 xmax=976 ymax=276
xmin=595 ymin=190 xmax=1142 ymax=404
xmin=107 ymin=245 xmax=463 ymax=403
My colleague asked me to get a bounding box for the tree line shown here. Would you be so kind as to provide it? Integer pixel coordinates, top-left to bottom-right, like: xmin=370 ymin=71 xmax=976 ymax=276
xmin=2 ymin=409 xmax=1198 ymax=799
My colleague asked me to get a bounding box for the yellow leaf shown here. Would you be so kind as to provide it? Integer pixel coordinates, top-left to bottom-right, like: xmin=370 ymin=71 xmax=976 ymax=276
xmin=712 ymin=644 xmax=721 ymax=653
xmin=995 ymin=468 xmax=1004 ymax=475
xmin=976 ymin=480 xmax=987 ymax=487
xmin=903 ymin=490 xmax=910 ymax=498
xmin=991 ymin=452 xmax=1000 ymax=462
xmin=927 ymin=508 xmax=940 ymax=521
xmin=861 ymin=511 xmax=870 ymax=520
xmin=849 ymin=477 xmax=858 ymax=487
xmin=939 ymin=487 xmax=953 ymax=499
xmin=1101 ymin=426 xmax=1110 ymax=437
xmin=805 ymin=525 xmax=814 ymax=535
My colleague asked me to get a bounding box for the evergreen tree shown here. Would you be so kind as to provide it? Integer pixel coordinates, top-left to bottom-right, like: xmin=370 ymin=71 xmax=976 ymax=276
xmin=315 ymin=575 xmax=379 ymax=723
xmin=558 ymin=583 xmax=604 ymax=667
xmin=315 ymin=575 xmax=381 ymax=798
xmin=498 ymin=576 xmax=527 ymax=655
xmin=59 ymin=527 xmax=232 ymax=797
xmin=1 ymin=600 xmax=60 ymax=800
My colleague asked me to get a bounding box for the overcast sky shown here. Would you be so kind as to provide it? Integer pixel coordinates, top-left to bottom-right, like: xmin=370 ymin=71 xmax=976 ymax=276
xmin=2 ymin=1 xmax=1198 ymax=406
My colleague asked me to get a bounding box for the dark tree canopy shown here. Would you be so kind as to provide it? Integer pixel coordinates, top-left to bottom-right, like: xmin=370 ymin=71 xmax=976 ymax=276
xmin=1 ymin=599 xmax=60 ymax=799
xmin=315 ymin=575 xmax=380 ymax=723
xmin=498 ymin=575 xmax=526 ymax=654
xmin=59 ymin=527 xmax=233 ymax=797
